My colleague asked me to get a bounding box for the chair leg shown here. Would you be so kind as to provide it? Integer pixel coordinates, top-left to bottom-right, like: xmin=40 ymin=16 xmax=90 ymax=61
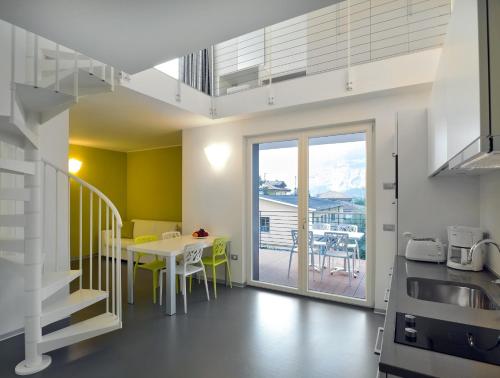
xmin=189 ymin=276 xmax=192 ymax=294
xmin=152 ymin=270 xmax=159 ymax=304
xmin=321 ymin=255 xmax=326 ymax=281
xmin=287 ymin=249 xmax=294 ymax=278
xmin=183 ymin=276 xmax=187 ymax=314
xmin=212 ymin=265 xmax=217 ymax=299
xmin=347 ymin=257 xmax=351 ymax=286
xmin=226 ymin=261 xmax=233 ymax=288
xmin=203 ymin=269 xmax=210 ymax=301
xmin=159 ymin=271 xmax=163 ymax=306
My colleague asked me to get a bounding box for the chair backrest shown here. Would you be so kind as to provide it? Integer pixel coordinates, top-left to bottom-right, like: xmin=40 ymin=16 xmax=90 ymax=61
xmin=312 ymin=223 xmax=331 ymax=231
xmin=134 ymin=234 xmax=158 ymax=244
xmin=182 ymin=243 xmax=205 ymax=265
xmin=212 ymin=237 xmax=228 ymax=258
xmin=337 ymin=224 xmax=358 ymax=232
xmin=291 ymin=230 xmax=314 ymax=247
xmin=324 ymin=232 xmax=349 ymax=251
xmin=162 ymin=231 xmax=181 ymax=240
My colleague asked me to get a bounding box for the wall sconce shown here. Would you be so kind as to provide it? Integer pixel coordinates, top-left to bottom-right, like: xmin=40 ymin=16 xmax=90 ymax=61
xmin=204 ymin=143 xmax=231 ymax=172
xmin=68 ymin=158 xmax=82 ymax=174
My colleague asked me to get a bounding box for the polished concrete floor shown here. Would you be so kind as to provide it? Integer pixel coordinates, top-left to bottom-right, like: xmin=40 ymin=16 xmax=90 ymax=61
xmin=0 ymin=261 xmax=383 ymax=378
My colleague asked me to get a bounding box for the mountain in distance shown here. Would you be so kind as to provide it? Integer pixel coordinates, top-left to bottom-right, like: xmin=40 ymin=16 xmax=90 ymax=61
xmin=344 ymin=187 xmax=366 ymax=199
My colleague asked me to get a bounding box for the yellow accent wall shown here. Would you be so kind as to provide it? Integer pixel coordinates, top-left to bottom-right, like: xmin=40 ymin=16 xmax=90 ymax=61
xmin=68 ymin=144 xmax=182 ymax=257
xmin=69 ymin=145 xmax=127 ymax=257
xmin=127 ymin=146 xmax=182 ymax=221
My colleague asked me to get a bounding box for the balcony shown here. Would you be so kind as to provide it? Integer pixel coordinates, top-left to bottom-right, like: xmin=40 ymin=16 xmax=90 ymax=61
xmin=256 ymin=210 xmax=367 ymax=299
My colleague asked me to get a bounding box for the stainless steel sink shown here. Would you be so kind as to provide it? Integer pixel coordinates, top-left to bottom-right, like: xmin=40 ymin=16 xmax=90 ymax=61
xmin=407 ymin=277 xmax=499 ymax=310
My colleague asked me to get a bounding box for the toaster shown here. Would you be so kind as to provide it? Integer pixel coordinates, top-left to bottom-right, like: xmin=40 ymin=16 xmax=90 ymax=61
xmin=404 ymin=233 xmax=445 ymax=262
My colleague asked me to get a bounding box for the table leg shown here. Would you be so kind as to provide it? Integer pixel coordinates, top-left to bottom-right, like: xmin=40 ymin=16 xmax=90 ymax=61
xmin=165 ymin=255 xmax=176 ymax=315
xmin=127 ymin=250 xmax=134 ymax=304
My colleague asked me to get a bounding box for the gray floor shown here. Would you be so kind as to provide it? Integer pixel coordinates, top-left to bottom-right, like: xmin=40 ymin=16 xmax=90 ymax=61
xmin=0 ymin=261 xmax=383 ymax=378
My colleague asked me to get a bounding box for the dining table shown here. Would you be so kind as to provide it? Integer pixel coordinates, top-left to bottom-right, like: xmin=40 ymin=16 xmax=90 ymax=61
xmin=127 ymin=235 xmax=222 ymax=315
xmin=311 ymin=229 xmax=364 ymax=240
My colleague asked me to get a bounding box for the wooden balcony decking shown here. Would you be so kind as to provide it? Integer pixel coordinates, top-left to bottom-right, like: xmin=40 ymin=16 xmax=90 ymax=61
xmin=256 ymin=249 xmax=366 ymax=299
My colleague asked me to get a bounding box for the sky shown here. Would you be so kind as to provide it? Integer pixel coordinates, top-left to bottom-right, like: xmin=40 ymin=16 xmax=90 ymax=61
xmin=259 ymin=140 xmax=366 ymax=198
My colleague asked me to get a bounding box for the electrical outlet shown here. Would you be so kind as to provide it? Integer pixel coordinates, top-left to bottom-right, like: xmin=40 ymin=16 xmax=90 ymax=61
xmin=231 ymin=254 xmax=238 ymax=261
xmin=383 ymin=224 xmax=396 ymax=232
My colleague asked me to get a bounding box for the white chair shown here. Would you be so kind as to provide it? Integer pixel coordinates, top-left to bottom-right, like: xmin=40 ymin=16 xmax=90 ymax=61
xmin=162 ymin=231 xmax=181 ymax=240
xmin=287 ymin=230 xmax=321 ymax=279
xmin=321 ymin=232 xmax=354 ymax=285
xmin=159 ymin=243 xmax=210 ymax=313
xmin=337 ymin=224 xmax=360 ymax=273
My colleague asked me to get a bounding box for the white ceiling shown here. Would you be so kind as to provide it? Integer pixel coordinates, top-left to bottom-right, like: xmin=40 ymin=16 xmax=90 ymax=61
xmin=0 ymin=0 xmax=339 ymax=74
xmin=69 ymin=86 xmax=213 ymax=151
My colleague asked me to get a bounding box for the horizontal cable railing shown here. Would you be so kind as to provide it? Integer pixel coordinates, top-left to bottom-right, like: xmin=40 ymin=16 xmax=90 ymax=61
xmin=171 ymin=0 xmax=450 ymax=97
xmin=259 ymin=210 xmax=366 ymax=258
xmin=42 ymin=159 xmax=123 ymax=321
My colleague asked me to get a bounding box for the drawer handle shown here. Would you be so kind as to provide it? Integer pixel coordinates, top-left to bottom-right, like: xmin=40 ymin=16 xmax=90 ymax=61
xmin=374 ymin=327 xmax=384 ymax=355
xmin=384 ymin=288 xmax=390 ymax=303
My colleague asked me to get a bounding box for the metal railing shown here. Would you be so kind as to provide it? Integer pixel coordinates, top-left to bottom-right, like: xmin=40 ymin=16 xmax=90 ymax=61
xmin=42 ymin=159 xmax=123 ymax=320
xmin=172 ymin=0 xmax=450 ymax=97
xmin=259 ymin=210 xmax=366 ymax=258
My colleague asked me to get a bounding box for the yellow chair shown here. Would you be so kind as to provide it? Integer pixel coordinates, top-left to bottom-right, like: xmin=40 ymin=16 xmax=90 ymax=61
xmin=201 ymin=237 xmax=232 ymax=298
xmin=133 ymin=235 xmax=164 ymax=304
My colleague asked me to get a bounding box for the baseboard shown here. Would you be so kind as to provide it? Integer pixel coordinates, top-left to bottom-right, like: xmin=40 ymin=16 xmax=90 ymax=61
xmin=0 ymin=327 xmax=23 ymax=342
xmin=373 ymin=308 xmax=386 ymax=315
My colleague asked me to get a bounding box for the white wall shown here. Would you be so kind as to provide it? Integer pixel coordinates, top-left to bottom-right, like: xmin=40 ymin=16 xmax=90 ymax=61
xmin=397 ymin=109 xmax=480 ymax=255
xmin=183 ymin=86 xmax=432 ymax=310
xmin=480 ymin=171 xmax=500 ymax=276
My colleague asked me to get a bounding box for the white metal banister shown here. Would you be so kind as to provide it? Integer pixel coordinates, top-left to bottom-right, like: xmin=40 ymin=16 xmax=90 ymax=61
xmin=79 ymin=184 xmax=82 ymax=289
xmin=41 ymin=158 xmax=123 ymax=320
xmin=98 ymin=197 xmax=102 ymax=291
xmin=89 ymin=191 xmax=93 ymax=290
xmin=41 ymin=159 xmax=123 ymax=227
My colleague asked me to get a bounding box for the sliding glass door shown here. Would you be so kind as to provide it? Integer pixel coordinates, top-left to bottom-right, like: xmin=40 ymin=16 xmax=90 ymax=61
xmin=248 ymin=124 xmax=372 ymax=306
xmin=307 ymin=132 xmax=367 ymax=300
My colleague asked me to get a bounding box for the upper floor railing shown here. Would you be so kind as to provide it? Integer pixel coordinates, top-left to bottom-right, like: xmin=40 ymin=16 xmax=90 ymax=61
xmin=165 ymin=0 xmax=451 ymax=98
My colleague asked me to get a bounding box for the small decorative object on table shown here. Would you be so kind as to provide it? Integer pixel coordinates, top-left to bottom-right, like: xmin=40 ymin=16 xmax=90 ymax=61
xmin=192 ymin=228 xmax=209 ymax=239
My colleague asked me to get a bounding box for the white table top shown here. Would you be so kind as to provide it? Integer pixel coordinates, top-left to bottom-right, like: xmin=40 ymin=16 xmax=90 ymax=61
xmin=127 ymin=235 xmax=217 ymax=257
xmin=311 ymin=229 xmax=364 ymax=240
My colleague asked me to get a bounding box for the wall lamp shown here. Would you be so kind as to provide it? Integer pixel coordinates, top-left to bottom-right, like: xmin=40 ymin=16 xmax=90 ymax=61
xmin=68 ymin=158 xmax=82 ymax=174
xmin=204 ymin=143 xmax=231 ymax=172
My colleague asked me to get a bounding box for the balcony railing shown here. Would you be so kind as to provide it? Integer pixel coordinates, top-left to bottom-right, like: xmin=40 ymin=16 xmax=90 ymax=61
xmin=259 ymin=210 xmax=366 ymax=258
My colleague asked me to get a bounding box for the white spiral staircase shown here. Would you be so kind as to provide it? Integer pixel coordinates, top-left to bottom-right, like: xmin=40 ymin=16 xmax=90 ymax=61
xmin=0 ymin=22 xmax=123 ymax=375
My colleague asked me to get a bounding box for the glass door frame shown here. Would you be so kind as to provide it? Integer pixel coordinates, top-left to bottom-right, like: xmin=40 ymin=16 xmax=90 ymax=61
xmin=245 ymin=123 xmax=374 ymax=308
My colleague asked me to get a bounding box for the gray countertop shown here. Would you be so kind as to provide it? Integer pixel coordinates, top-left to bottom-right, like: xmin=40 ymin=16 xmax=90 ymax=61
xmin=379 ymin=256 xmax=500 ymax=378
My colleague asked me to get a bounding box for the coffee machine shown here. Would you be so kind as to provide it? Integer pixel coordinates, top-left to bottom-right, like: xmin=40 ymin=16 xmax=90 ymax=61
xmin=447 ymin=226 xmax=485 ymax=271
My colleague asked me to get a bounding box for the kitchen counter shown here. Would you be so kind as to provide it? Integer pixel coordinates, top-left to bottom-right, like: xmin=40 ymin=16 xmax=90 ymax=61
xmin=379 ymin=256 xmax=500 ymax=378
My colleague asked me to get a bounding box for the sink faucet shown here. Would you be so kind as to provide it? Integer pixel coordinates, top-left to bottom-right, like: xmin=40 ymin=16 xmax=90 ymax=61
xmin=468 ymin=238 xmax=500 ymax=265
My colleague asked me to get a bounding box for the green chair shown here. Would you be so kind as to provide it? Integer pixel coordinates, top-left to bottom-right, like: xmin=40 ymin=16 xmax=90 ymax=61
xmin=133 ymin=235 xmax=164 ymax=304
xmin=201 ymin=237 xmax=232 ymax=298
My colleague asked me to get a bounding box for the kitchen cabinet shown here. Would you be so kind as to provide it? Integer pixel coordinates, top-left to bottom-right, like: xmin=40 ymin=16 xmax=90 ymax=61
xmin=428 ymin=0 xmax=499 ymax=175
